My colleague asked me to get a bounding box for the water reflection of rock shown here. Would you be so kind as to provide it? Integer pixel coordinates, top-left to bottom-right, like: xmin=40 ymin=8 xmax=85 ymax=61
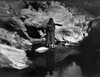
xmin=21 ymin=42 xmax=81 ymax=77
xmin=0 ymin=60 xmax=82 ymax=77
xmin=19 ymin=53 xmax=81 ymax=77
xmin=26 ymin=43 xmax=80 ymax=66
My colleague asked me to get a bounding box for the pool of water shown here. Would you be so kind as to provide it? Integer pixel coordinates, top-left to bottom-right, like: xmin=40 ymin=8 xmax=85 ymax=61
xmin=0 ymin=54 xmax=100 ymax=77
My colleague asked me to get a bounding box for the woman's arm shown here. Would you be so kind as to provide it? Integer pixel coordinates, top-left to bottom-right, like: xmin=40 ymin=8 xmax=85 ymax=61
xmin=54 ymin=23 xmax=62 ymax=26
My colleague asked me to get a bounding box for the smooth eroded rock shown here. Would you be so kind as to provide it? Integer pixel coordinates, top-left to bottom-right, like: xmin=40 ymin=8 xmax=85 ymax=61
xmin=0 ymin=44 xmax=31 ymax=69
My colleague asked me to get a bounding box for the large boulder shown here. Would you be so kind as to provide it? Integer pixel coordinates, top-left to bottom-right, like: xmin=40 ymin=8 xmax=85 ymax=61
xmin=45 ymin=3 xmax=73 ymax=25
xmin=0 ymin=44 xmax=31 ymax=69
xmin=0 ymin=28 xmax=32 ymax=50
xmin=0 ymin=1 xmax=93 ymax=70
xmin=21 ymin=3 xmax=73 ymax=28
xmin=20 ymin=3 xmax=89 ymax=44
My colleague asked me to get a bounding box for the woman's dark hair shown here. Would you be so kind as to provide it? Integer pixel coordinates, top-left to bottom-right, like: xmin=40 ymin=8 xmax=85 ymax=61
xmin=48 ymin=18 xmax=53 ymax=24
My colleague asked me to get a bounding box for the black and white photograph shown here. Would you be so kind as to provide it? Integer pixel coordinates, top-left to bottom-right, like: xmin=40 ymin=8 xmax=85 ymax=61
xmin=0 ymin=0 xmax=100 ymax=77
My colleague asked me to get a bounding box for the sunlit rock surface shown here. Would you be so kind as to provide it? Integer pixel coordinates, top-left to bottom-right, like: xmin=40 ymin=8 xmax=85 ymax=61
xmin=0 ymin=28 xmax=32 ymax=50
xmin=21 ymin=3 xmax=89 ymax=44
xmin=21 ymin=3 xmax=73 ymax=28
xmin=0 ymin=44 xmax=31 ymax=69
xmin=0 ymin=1 xmax=94 ymax=69
xmin=46 ymin=3 xmax=73 ymax=25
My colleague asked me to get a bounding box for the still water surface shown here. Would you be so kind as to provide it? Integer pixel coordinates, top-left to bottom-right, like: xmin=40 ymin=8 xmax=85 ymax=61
xmin=0 ymin=55 xmax=100 ymax=77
